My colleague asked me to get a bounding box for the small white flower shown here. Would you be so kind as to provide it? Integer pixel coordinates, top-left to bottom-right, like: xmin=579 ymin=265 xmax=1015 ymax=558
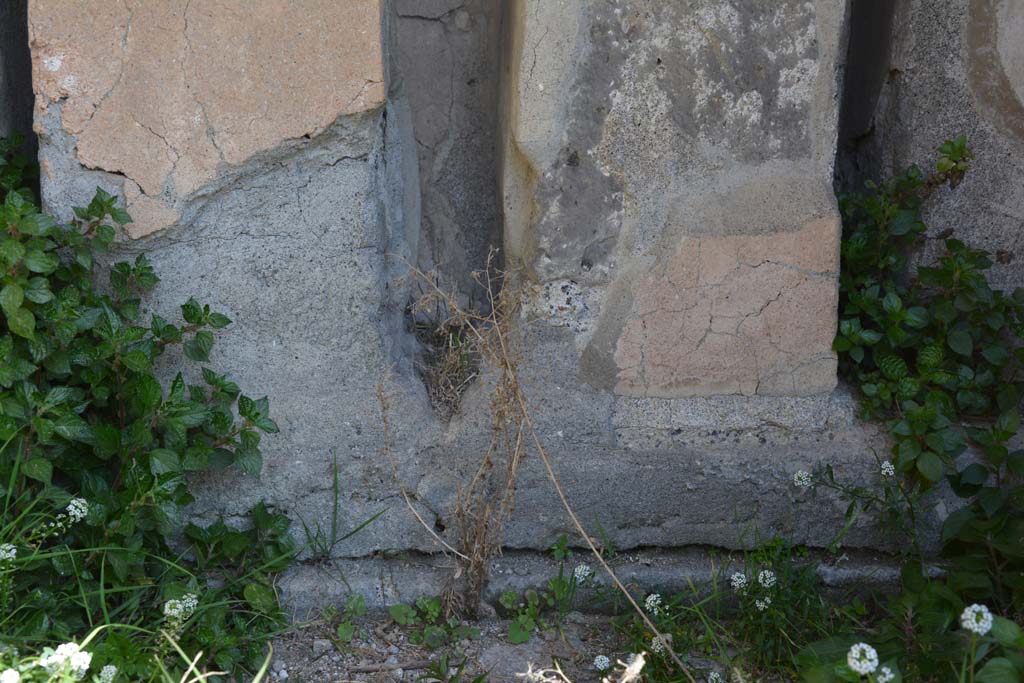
xmin=881 ymin=461 xmax=895 ymax=477
xmin=0 ymin=544 xmax=15 ymax=561
xmin=0 ymin=669 xmax=19 ymax=683
xmin=40 ymin=642 xmax=92 ymax=680
xmin=98 ymin=664 xmax=117 ymax=683
xmin=66 ymin=498 xmax=89 ymax=523
xmin=793 ymin=470 xmax=812 ymax=488
xmin=70 ymin=651 xmax=92 ymax=679
xmin=164 ymin=598 xmax=184 ymax=618
xmin=644 ymin=593 xmax=663 ymax=615
xmin=755 ymin=597 xmax=771 ymax=611
xmin=729 ymin=572 xmax=747 ymax=593
xmin=574 ymin=564 xmax=593 ymax=582
xmin=960 ymin=603 xmax=993 ymax=636
xmin=593 ymin=655 xmax=610 ymax=671
xmin=877 ymin=666 xmax=895 ymax=683
xmin=163 ymin=592 xmax=199 ymax=621
xmin=650 ymin=633 xmax=670 ymax=654
xmin=758 ymin=569 xmax=776 ymax=589
xmin=847 ymin=642 xmax=878 ymax=675
xmin=708 ymin=673 xmax=724 ymax=683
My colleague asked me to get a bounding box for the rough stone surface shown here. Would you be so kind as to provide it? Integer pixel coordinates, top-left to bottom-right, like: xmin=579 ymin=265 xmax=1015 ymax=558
xmin=29 ymin=0 xmax=385 ymax=238
xmin=839 ymin=0 xmax=1024 ymax=290
xmin=392 ymin=0 xmax=504 ymax=299
xmin=280 ymin=546 xmax=905 ymax=618
xmin=26 ymin=0 xmax=954 ymax=619
xmin=503 ymin=0 xmax=844 ymax=398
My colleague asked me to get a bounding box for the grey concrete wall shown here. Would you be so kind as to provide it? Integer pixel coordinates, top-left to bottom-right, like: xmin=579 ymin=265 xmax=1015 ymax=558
xmin=839 ymin=0 xmax=1024 ymax=290
xmin=392 ymin=0 xmax=504 ymax=301
xmin=27 ymin=0 xmax=948 ymax=614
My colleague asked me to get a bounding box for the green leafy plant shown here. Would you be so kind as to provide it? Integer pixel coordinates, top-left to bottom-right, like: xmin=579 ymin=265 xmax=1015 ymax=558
xmin=496 ymin=535 xmax=583 ymax=644
xmin=416 ymin=654 xmax=489 ymax=683
xmin=611 ymin=537 xmax=839 ymax=680
xmin=332 ymin=593 xmax=366 ymax=645
xmin=789 ymin=137 xmax=1024 ymax=682
xmin=388 ymin=596 xmax=479 ymax=649
xmin=0 ymin=136 xmax=292 ymax=680
xmin=834 ymin=136 xmax=1024 ymax=612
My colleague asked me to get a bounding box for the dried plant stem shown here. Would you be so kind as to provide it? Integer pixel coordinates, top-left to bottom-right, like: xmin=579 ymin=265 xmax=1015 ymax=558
xmin=395 ymin=254 xmax=695 ymax=682
xmin=485 ymin=281 xmax=698 ymax=683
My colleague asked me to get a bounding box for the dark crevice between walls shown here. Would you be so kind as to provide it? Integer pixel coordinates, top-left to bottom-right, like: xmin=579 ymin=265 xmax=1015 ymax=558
xmin=834 ymin=0 xmax=898 ymax=194
xmin=390 ymin=0 xmax=505 ymax=307
xmin=1 ymin=0 xmax=38 ymax=192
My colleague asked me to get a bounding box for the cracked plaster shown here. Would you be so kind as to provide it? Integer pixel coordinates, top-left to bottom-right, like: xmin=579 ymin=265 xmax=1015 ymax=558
xmin=29 ymin=0 xmax=385 ymax=238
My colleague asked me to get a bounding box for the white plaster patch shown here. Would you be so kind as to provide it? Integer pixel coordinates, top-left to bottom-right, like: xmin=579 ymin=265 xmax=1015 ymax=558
xmin=777 ymin=58 xmax=818 ymax=107
xmin=523 ymin=279 xmax=603 ymax=342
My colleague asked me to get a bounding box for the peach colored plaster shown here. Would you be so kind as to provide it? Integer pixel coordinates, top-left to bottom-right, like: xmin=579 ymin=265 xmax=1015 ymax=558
xmin=613 ymin=217 xmax=840 ymax=397
xmin=30 ymin=0 xmax=384 ymax=238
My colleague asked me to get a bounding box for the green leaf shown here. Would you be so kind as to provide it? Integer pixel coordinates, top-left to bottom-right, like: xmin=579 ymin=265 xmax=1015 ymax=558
xmin=975 ymin=657 xmax=1019 ymax=683
xmin=23 ymin=457 xmax=53 ymax=484
xmin=23 ymin=277 xmax=52 ymax=304
xmin=890 ymin=210 xmax=920 ymax=236
xmin=238 ymin=395 xmax=256 ymax=420
xmin=904 ymin=306 xmax=928 ymax=328
xmin=120 ymin=349 xmax=151 ymax=373
xmin=207 ymin=312 xmax=231 ymax=328
xmin=0 ymin=283 xmax=24 ymax=317
xmin=337 ymin=621 xmax=356 ymax=643
xmin=7 ymin=307 xmax=34 ymax=339
xmin=996 ymin=409 xmax=1020 ymax=435
xmin=149 ymin=449 xmax=181 ymax=475
xmin=882 ymin=291 xmax=902 ymax=314
xmin=255 ymin=416 xmax=279 ymax=434
xmin=23 ymin=249 xmax=58 ymax=274
xmin=508 ymin=617 xmax=534 ymax=644
xmin=154 ymin=501 xmax=183 ymax=536
xmin=134 ymin=374 xmax=163 ymax=410
xmin=948 ymin=329 xmax=973 ymax=357
xmin=982 ymin=345 xmax=1010 ymax=366
xmin=183 ymin=330 xmax=214 ymax=362
xmin=389 ymin=604 xmax=418 ymax=626
xmin=0 ymin=238 xmax=26 ymax=267
xmin=109 ymin=206 xmax=132 ymax=225
xmin=1008 ymin=450 xmax=1024 ymax=477
xmin=235 ymin=446 xmax=262 ymax=476
xmin=53 ymin=413 xmax=93 ymax=442
xmin=917 ymin=343 xmax=944 ymax=368
xmin=181 ymin=298 xmax=203 ymax=325
xmin=878 ymin=353 xmax=909 ymax=381
xmin=992 ymin=617 xmax=1023 ymax=648
xmin=243 ymin=583 xmax=277 ymax=614
xmin=916 ymin=451 xmax=943 ymax=482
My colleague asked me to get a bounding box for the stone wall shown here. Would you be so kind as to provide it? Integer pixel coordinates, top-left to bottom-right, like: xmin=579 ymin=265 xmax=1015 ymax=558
xmin=22 ymin=0 xmax=949 ymax=614
xmin=839 ymin=0 xmax=1024 ymax=291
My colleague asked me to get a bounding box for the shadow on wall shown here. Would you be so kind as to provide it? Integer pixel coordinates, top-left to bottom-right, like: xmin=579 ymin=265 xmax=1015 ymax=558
xmin=833 ymin=0 xmax=896 ymax=193
xmin=389 ymin=0 xmax=505 ymax=304
xmin=0 ymin=0 xmax=38 ymax=174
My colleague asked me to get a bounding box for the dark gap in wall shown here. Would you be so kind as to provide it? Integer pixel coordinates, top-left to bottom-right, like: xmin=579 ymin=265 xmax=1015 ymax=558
xmin=834 ymin=0 xmax=897 ymax=194
xmin=1 ymin=0 xmax=38 ymax=195
xmin=391 ymin=0 xmax=505 ymax=307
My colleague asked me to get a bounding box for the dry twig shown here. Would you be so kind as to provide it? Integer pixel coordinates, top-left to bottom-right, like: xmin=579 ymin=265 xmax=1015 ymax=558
xmin=391 ymin=253 xmax=696 ymax=682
